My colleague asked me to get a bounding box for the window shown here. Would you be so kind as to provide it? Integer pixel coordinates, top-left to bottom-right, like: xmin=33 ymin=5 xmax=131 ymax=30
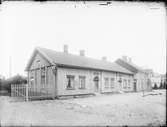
xmin=128 ymin=80 xmax=131 ymax=88
xmin=66 ymin=75 xmax=75 ymax=89
xmin=30 ymin=71 xmax=34 ymax=86
xmin=30 ymin=76 xmax=34 ymax=86
xmin=35 ymin=70 xmax=37 ymax=86
xmin=46 ymin=68 xmax=48 ymax=85
xmin=79 ymin=76 xmax=86 ymax=89
xmin=123 ymin=79 xmax=127 ymax=89
xmin=110 ymin=78 xmax=115 ymax=88
xmin=36 ymin=60 xmax=41 ymax=68
xmin=41 ymin=67 xmax=45 ymax=87
xmin=104 ymin=78 xmax=109 ymax=88
xmin=36 ymin=60 xmax=40 ymax=63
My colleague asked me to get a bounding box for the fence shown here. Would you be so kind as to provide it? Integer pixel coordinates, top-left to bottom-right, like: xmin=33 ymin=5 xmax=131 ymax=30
xmin=11 ymin=84 xmax=55 ymax=101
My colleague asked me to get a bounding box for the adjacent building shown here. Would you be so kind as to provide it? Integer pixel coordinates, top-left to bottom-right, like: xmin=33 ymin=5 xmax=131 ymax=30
xmin=160 ymin=73 xmax=166 ymax=86
xmin=150 ymin=72 xmax=166 ymax=88
xmin=115 ymin=56 xmax=152 ymax=92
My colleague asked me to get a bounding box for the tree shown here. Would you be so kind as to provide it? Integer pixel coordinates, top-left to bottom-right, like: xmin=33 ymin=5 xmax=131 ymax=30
xmin=0 ymin=74 xmax=27 ymax=93
xmin=0 ymin=77 xmax=6 ymax=90
xmin=159 ymin=82 xmax=164 ymax=89
xmin=11 ymin=74 xmax=27 ymax=84
xmin=153 ymin=83 xmax=158 ymax=89
xmin=163 ymin=82 xmax=166 ymax=89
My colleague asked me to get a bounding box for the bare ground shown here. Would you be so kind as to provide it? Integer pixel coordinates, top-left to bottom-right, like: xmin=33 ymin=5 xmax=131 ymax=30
xmin=0 ymin=90 xmax=166 ymax=126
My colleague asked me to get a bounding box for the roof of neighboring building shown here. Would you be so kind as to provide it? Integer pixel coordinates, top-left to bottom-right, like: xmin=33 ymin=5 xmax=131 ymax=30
xmin=25 ymin=47 xmax=133 ymax=75
xmin=115 ymin=58 xmax=144 ymax=73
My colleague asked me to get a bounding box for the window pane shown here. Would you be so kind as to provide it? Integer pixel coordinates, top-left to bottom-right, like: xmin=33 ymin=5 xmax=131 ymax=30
xmin=79 ymin=76 xmax=86 ymax=89
xmin=66 ymin=75 xmax=75 ymax=89
xmin=30 ymin=71 xmax=34 ymax=86
xmin=128 ymin=80 xmax=130 ymax=88
xmin=41 ymin=68 xmax=45 ymax=86
xmin=35 ymin=70 xmax=37 ymax=85
xmin=123 ymin=79 xmax=127 ymax=88
xmin=110 ymin=78 xmax=115 ymax=88
xmin=105 ymin=78 xmax=109 ymax=88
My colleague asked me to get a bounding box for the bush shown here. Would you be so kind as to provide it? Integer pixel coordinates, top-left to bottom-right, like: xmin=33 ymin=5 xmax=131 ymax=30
xmin=0 ymin=74 xmax=27 ymax=93
xmin=1 ymin=84 xmax=11 ymax=92
xmin=159 ymin=82 xmax=164 ymax=89
xmin=0 ymin=79 xmax=12 ymax=93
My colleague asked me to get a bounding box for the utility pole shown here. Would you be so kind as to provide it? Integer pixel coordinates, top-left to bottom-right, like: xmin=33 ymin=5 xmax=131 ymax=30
xmin=142 ymin=79 xmax=145 ymax=97
xmin=9 ymin=56 xmax=12 ymax=78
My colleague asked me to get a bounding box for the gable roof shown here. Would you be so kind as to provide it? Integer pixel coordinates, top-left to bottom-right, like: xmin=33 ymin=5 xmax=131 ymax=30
xmin=115 ymin=58 xmax=144 ymax=73
xmin=25 ymin=47 xmax=133 ymax=75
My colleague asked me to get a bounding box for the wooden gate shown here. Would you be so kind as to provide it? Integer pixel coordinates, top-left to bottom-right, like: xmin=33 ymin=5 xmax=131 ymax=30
xmin=11 ymin=84 xmax=27 ymax=100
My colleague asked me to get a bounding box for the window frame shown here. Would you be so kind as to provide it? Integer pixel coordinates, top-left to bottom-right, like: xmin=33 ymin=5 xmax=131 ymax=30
xmin=128 ymin=79 xmax=131 ymax=88
xmin=123 ymin=79 xmax=127 ymax=89
xmin=79 ymin=76 xmax=86 ymax=89
xmin=41 ymin=67 xmax=46 ymax=88
xmin=30 ymin=71 xmax=34 ymax=86
xmin=110 ymin=78 xmax=115 ymax=88
xmin=104 ymin=77 xmax=109 ymax=89
xmin=66 ymin=75 xmax=75 ymax=90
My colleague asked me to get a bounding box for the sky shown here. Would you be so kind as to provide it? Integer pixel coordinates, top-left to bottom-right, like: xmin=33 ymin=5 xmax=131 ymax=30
xmin=0 ymin=1 xmax=166 ymax=78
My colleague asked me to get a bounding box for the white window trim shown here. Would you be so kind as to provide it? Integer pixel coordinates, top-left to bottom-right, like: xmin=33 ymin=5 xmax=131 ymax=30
xmin=110 ymin=78 xmax=115 ymax=88
xmin=104 ymin=77 xmax=109 ymax=88
xmin=66 ymin=75 xmax=75 ymax=90
xmin=79 ymin=76 xmax=86 ymax=89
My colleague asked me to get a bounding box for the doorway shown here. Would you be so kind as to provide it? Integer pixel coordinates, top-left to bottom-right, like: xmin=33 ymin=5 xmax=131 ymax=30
xmin=134 ymin=81 xmax=137 ymax=92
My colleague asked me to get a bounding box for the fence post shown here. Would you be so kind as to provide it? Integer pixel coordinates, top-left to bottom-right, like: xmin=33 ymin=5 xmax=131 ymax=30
xmin=16 ymin=84 xmax=18 ymax=97
xmin=11 ymin=84 xmax=13 ymax=97
xmin=26 ymin=83 xmax=29 ymax=101
xmin=14 ymin=84 xmax=15 ymax=97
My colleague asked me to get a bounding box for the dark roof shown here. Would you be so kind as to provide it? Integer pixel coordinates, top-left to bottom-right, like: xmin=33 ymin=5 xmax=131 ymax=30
xmin=25 ymin=47 xmax=133 ymax=74
xmin=115 ymin=58 xmax=144 ymax=73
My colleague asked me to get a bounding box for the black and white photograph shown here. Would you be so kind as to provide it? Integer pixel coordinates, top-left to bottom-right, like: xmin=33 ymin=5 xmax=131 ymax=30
xmin=0 ymin=0 xmax=166 ymax=126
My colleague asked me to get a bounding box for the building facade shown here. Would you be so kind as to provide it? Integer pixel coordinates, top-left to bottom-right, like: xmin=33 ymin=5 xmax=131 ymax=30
xmin=151 ymin=73 xmax=166 ymax=88
xmin=115 ymin=57 xmax=152 ymax=92
xmin=25 ymin=46 xmax=135 ymax=97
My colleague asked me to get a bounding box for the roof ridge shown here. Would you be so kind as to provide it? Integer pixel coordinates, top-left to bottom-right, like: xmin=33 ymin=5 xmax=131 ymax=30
xmin=121 ymin=58 xmax=143 ymax=69
xmin=27 ymin=46 xmax=133 ymax=74
xmin=36 ymin=46 xmax=116 ymax=65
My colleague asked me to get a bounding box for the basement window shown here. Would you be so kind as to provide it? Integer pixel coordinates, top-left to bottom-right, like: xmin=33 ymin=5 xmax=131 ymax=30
xmin=66 ymin=75 xmax=75 ymax=90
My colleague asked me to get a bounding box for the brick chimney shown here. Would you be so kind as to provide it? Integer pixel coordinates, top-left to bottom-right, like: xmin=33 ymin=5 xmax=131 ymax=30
xmin=128 ymin=57 xmax=132 ymax=63
xmin=122 ymin=56 xmax=128 ymax=62
xmin=102 ymin=56 xmax=107 ymax=61
xmin=63 ymin=45 xmax=68 ymax=54
xmin=79 ymin=50 xmax=85 ymax=56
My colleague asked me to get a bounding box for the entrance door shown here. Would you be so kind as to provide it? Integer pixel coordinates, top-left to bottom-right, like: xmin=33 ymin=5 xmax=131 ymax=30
xmin=94 ymin=76 xmax=99 ymax=92
xmin=94 ymin=81 xmax=99 ymax=92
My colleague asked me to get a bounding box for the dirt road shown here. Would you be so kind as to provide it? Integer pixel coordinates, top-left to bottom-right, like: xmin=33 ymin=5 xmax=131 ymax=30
xmin=0 ymin=90 xmax=166 ymax=126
